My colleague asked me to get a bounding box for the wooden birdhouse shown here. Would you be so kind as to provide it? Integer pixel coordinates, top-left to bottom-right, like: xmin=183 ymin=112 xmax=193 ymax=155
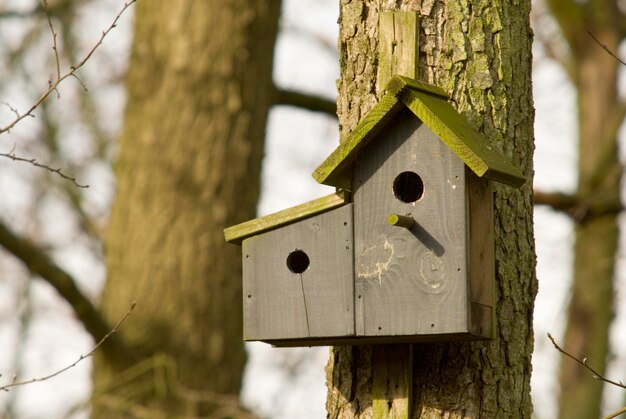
xmin=224 ymin=75 xmax=525 ymax=347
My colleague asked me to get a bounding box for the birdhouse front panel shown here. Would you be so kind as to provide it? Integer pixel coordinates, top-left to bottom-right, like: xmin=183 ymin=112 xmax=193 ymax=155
xmin=352 ymin=109 xmax=473 ymax=338
xmin=241 ymin=204 xmax=355 ymax=345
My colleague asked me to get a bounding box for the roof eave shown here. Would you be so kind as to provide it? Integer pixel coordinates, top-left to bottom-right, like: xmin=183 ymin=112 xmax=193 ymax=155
xmin=312 ymin=75 xmax=526 ymax=190
xmin=224 ymin=191 xmax=350 ymax=244
xmin=312 ymin=93 xmax=405 ymax=188
xmin=400 ymin=89 xmax=526 ymax=187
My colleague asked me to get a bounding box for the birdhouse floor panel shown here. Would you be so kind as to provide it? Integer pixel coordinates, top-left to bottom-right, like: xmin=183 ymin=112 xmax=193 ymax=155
xmin=263 ymin=332 xmax=486 ymax=347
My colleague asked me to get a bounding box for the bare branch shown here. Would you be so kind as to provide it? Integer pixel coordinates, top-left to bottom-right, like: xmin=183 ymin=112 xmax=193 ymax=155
xmin=274 ymin=86 xmax=337 ymax=116
xmin=548 ymin=333 xmax=626 ymax=389
xmin=585 ymin=22 xmax=626 ymax=67
xmin=534 ymin=190 xmax=578 ymax=211
xmin=603 ymin=406 xmax=626 ymax=419
xmin=0 ymin=146 xmax=88 ymax=188
xmin=1 ymin=102 xmax=20 ymax=119
xmin=93 ymin=353 xmax=259 ymax=419
xmin=42 ymin=0 xmax=61 ymax=83
xmin=551 ymin=330 xmax=626 ymax=419
xmin=71 ymin=72 xmax=88 ymax=92
xmin=0 ymin=302 xmax=135 ymax=392
xmin=0 ymin=219 xmax=130 ymax=361
xmin=534 ymin=190 xmax=623 ymax=222
xmin=0 ymin=0 xmax=137 ymax=135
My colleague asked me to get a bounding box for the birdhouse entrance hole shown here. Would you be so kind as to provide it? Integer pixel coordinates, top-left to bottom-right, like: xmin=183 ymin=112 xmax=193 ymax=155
xmin=287 ymin=249 xmax=310 ymax=274
xmin=393 ymin=171 xmax=424 ymax=203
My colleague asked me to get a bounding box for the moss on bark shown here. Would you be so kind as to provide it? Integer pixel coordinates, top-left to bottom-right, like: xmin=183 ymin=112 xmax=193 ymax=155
xmin=326 ymin=1 xmax=536 ymax=417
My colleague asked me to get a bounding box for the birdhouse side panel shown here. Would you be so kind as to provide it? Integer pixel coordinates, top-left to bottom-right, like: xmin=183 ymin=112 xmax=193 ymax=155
xmin=353 ymin=112 xmax=470 ymax=338
xmin=242 ymin=204 xmax=355 ymax=343
xmin=467 ymin=169 xmax=495 ymax=338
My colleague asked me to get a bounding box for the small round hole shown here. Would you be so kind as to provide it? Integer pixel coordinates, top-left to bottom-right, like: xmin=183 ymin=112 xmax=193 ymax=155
xmin=286 ymin=249 xmax=310 ymax=274
xmin=393 ymin=171 xmax=424 ymax=203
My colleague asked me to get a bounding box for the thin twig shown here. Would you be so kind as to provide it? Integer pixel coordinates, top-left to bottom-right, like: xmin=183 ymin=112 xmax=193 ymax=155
xmin=603 ymin=405 xmax=626 ymax=419
xmin=0 ymin=147 xmax=88 ymax=188
xmin=1 ymin=102 xmax=20 ymax=119
xmin=547 ymin=333 xmax=626 ymax=389
xmin=0 ymin=220 xmax=129 ymax=361
xmin=42 ymin=0 xmax=61 ymax=89
xmin=0 ymin=0 xmax=137 ymax=135
xmin=0 ymin=302 xmax=136 ymax=392
xmin=585 ymin=22 xmax=626 ymax=67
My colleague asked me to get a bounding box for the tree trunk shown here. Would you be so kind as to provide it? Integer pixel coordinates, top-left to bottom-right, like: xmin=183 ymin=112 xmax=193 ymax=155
xmin=326 ymin=1 xmax=536 ymax=417
xmin=544 ymin=4 xmax=623 ymax=417
xmin=92 ymin=1 xmax=280 ymax=416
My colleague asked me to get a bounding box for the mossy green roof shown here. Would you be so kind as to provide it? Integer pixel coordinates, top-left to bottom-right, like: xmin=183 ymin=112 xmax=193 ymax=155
xmin=224 ymin=190 xmax=350 ymax=244
xmin=313 ymin=75 xmax=526 ymax=189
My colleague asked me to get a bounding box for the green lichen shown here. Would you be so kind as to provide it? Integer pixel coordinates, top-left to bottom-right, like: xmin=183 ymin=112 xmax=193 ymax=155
xmin=223 ymin=190 xmax=350 ymax=244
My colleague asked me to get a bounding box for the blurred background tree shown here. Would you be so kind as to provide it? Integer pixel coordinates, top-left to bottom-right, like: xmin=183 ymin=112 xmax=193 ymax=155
xmin=91 ymin=0 xmax=280 ymax=416
xmin=533 ymin=1 xmax=626 ymax=417
xmin=0 ymin=0 xmax=338 ymax=417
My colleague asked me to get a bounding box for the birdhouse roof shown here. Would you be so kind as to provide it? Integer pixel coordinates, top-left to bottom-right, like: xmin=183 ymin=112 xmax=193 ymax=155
xmin=224 ymin=190 xmax=350 ymax=244
xmin=313 ymin=76 xmax=526 ymax=189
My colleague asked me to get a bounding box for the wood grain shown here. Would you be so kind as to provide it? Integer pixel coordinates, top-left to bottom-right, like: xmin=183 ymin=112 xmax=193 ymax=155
xmin=467 ymin=168 xmax=495 ymax=338
xmin=242 ymin=204 xmax=354 ymax=342
xmin=224 ymin=190 xmax=350 ymax=244
xmin=377 ymin=12 xmax=419 ymax=94
xmin=372 ymin=345 xmax=413 ymax=419
xmin=403 ymin=89 xmax=526 ymax=187
xmin=353 ymin=111 xmax=470 ymax=338
xmin=314 ymin=76 xmax=526 ymax=192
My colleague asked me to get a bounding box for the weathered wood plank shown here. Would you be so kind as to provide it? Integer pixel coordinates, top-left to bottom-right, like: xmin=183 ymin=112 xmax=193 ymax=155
xmin=242 ymin=204 xmax=354 ymax=342
xmin=467 ymin=167 xmax=495 ymax=338
xmin=402 ymin=89 xmax=526 ymax=187
xmin=372 ymin=345 xmax=413 ymax=419
xmin=312 ymin=94 xmax=405 ymax=189
xmin=224 ymin=190 xmax=350 ymax=244
xmin=377 ymin=12 xmax=419 ymax=94
xmin=353 ymin=112 xmax=470 ymax=338
xmin=313 ymin=75 xmax=526 ymax=191
xmin=385 ymin=75 xmax=448 ymax=99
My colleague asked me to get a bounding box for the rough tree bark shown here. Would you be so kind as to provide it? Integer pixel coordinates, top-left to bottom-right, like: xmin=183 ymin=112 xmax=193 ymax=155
xmin=92 ymin=1 xmax=280 ymax=416
xmin=326 ymin=1 xmax=536 ymax=417
xmin=542 ymin=2 xmax=624 ymax=417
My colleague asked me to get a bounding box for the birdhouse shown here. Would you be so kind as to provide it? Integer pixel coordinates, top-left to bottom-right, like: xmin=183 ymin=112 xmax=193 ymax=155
xmin=224 ymin=75 xmax=525 ymax=347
